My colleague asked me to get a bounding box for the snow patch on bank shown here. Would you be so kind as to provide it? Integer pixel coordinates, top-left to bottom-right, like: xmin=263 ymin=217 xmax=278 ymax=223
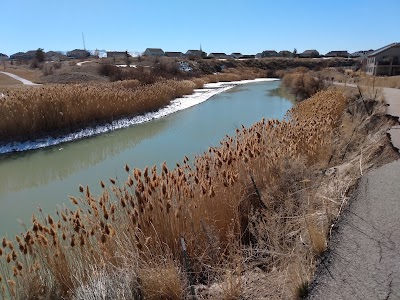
xmin=0 ymin=78 xmax=278 ymax=155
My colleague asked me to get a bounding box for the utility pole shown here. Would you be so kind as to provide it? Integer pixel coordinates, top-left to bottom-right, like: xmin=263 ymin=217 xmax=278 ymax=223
xmin=82 ymin=32 xmax=86 ymax=50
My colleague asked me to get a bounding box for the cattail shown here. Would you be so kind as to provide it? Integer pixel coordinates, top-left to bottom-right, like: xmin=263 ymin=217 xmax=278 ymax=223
xmin=79 ymin=185 xmax=84 ymax=193
xmin=110 ymin=177 xmax=116 ymax=185
xmin=80 ymin=234 xmax=85 ymax=246
xmin=101 ymin=234 xmax=106 ymax=244
xmin=100 ymin=180 xmax=105 ymax=188
xmin=2 ymin=238 xmax=7 ymax=248
xmin=104 ymin=224 xmax=110 ymax=235
xmin=11 ymin=250 xmax=17 ymax=261
xmin=70 ymin=235 xmax=75 ymax=247
xmin=125 ymin=164 xmax=130 ymax=173
xmin=48 ymin=215 xmax=54 ymax=226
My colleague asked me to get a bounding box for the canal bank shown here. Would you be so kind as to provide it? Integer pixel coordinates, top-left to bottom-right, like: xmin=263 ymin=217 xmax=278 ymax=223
xmin=0 ymin=80 xmax=292 ymax=238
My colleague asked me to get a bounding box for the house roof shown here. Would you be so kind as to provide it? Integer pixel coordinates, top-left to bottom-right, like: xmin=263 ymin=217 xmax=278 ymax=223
xmin=368 ymin=43 xmax=400 ymax=57
xmin=326 ymin=50 xmax=349 ymax=55
xmin=186 ymin=50 xmax=202 ymax=54
xmin=145 ymin=48 xmax=164 ymax=54
xmin=302 ymin=50 xmax=318 ymax=54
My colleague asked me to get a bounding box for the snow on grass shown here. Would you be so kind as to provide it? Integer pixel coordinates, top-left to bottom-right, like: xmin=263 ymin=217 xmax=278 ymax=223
xmin=0 ymin=78 xmax=278 ymax=155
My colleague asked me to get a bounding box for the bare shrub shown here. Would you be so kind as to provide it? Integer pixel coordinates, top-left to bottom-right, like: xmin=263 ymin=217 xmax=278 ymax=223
xmin=282 ymin=72 xmax=326 ymax=100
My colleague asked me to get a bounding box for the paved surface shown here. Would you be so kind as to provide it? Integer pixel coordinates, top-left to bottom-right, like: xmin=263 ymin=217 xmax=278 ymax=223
xmin=308 ymin=159 xmax=400 ymax=300
xmin=0 ymin=71 xmax=40 ymax=85
xmin=309 ymin=84 xmax=400 ymax=299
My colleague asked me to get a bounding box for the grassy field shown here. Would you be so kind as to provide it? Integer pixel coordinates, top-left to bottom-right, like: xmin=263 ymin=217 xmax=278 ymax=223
xmin=0 ymin=74 xmax=22 ymax=86
xmin=0 ymin=84 xmax=396 ymax=299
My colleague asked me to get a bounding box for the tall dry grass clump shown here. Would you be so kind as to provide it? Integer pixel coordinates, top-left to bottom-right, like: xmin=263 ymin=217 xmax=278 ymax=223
xmin=0 ymin=90 xmax=351 ymax=299
xmin=282 ymin=72 xmax=326 ymax=100
xmin=0 ymin=79 xmax=198 ymax=142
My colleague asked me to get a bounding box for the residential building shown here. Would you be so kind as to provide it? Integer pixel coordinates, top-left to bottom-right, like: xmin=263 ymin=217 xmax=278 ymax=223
xmin=325 ymin=50 xmax=349 ymax=57
xmin=241 ymin=55 xmax=255 ymax=59
xmin=45 ymin=51 xmax=66 ymax=61
xmin=10 ymin=51 xmax=36 ymax=60
xmin=165 ymin=52 xmax=184 ymax=58
xmin=350 ymin=50 xmax=374 ymax=58
xmin=279 ymin=50 xmax=292 ymax=58
xmin=143 ymin=48 xmax=165 ymax=57
xmin=208 ymin=53 xmax=230 ymax=59
xmin=366 ymin=43 xmax=400 ymax=76
xmin=231 ymin=53 xmax=243 ymax=59
xmin=67 ymin=49 xmax=90 ymax=59
xmin=107 ymin=51 xmax=128 ymax=59
xmin=299 ymin=50 xmax=319 ymax=58
xmin=185 ymin=50 xmax=206 ymax=58
xmin=0 ymin=53 xmax=9 ymax=61
xmin=261 ymin=50 xmax=279 ymax=57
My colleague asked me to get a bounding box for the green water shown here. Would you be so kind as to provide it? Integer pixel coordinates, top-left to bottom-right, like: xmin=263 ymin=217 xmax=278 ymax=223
xmin=0 ymin=80 xmax=292 ymax=238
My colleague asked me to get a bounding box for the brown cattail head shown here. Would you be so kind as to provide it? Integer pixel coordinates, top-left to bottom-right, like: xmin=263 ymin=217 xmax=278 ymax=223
xmin=79 ymin=185 xmax=84 ymax=193
xmin=125 ymin=164 xmax=130 ymax=173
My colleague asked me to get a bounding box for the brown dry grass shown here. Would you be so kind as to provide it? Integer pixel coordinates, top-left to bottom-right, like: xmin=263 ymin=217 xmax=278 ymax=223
xmin=0 ymin=89 xmax=353 ymax=299
xmin=0 ymin=79 xmax=197 ymax=142
xmin=0 ymin=74 xmax=22 ymax=86
xmin=0 ymin=66 xmax=41 ymax=83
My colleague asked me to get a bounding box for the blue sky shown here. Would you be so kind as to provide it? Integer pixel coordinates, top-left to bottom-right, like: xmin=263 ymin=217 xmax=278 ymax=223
xmin=1 ymin=0 xmax=399 ymax=56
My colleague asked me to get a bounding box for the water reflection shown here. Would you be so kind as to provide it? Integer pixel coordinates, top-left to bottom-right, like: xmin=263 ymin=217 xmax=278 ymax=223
xmin=0 ymin=115 xmax=175 ymax=194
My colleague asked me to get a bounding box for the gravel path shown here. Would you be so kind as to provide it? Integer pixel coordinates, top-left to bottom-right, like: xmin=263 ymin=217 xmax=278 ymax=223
xmin=0 ymin=71 xmax=40 ymax=85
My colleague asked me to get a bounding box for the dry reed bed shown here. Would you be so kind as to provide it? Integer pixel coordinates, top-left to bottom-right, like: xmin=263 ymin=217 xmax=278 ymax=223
xmin=0 ymin=68 xmax=267 ymax=143
xmin=0 ymin=79 xmax=197 ymax=142
xmin=0 ymin=90 xmax=347 ymax=299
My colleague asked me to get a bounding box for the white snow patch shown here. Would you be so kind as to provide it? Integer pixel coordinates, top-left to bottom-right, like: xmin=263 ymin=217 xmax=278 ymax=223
xmin=115 ymin=64 xmax=137 ymax=68
xmin=76 ymin=61 xmax=91 ymax=66
xmin=0 ymin=78 xmax=278 ymax=155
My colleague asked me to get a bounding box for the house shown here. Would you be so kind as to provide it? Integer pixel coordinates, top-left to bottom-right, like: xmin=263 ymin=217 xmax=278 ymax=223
xmin=185 ymin=50 xmax=206 ymax=58
xmin=231 ymin=53 xmax=243 ymax=59
xmin=107 ymin=51 xmax=128 ymax=59
xmin=165 ymin=52 xmax=184 ymax=58
xmin=350 ymin=50 xmax=373 ymax=58
xmin=325 ymin=50 xmax=349 ymax=58
xmin=366 ymin=43 xmax=400 ymax=76
xmin=208 ymin=53 xmax=230 ymax=59
xmin=299 ymin=50 xmax=319 ymax=58
xmin=45 ymin=51 xmax=66 ymax=61
xmin=67 ymin=49 xmax=90 ymax=59
xmin=241 ymin=54 xmax=255 ymax=59
xmin=255 ymin=53 xmax=262 ymax=59
xmin=0 ymin=53 xmax=9 ymax=61
xmin=279 ymin=50 xmax=292 ymax=58
xmin=261 ymin=50 xmax=279 ymax=58
xmin=143 ymin=48 xmax=165 ymax=57
xmin=9 ymin=51 xmax=36 ymax=60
